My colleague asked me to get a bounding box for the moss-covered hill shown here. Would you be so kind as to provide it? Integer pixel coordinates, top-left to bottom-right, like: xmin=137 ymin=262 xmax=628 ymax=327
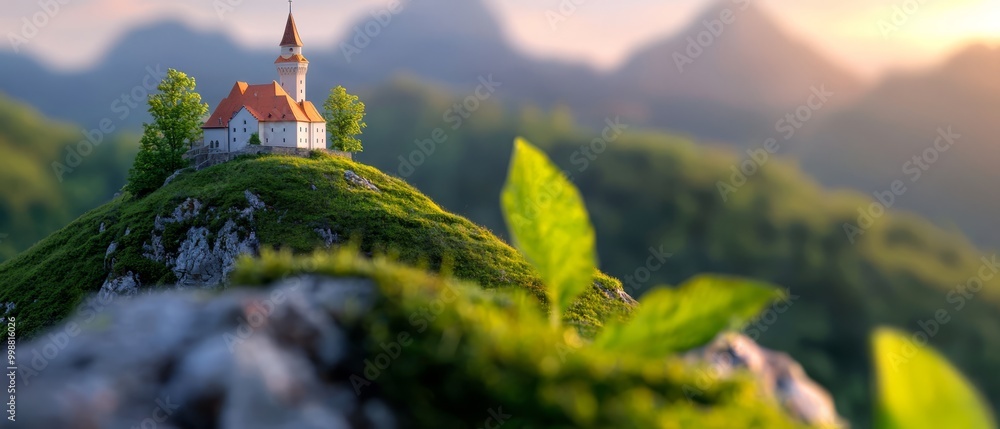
xmin=0 ymin=152 xmax=633 ymax=338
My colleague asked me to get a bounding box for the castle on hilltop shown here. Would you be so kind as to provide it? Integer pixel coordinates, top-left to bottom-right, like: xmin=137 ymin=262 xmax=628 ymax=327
xmin=201 ymin=8 xmax=327 ymax=153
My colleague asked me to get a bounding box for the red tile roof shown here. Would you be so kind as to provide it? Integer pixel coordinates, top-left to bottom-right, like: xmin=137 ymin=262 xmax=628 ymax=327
xmin=202 ymin=81 xmax=324 ymax=129
xmin=280 ymin=13 xmax=303 ymax=47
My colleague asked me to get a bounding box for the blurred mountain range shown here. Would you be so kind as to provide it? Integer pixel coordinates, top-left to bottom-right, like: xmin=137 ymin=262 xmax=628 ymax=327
xmin=1 ymin=0 xmax=997 ymax=247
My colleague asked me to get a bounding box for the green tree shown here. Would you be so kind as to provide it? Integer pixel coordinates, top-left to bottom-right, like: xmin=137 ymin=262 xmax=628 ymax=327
xmin=125 ymin=69 xmax=208 ymax=197
xmin=323 ymin=85 xmax=367 ymax=152
xmin=248 ymin=132 xmax=262 ymax=146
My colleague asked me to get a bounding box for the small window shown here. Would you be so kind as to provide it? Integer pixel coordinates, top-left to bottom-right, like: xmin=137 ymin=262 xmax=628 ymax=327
xmin=233 ymin=138 xmax=236 ymax=142
xmin=243 ymin=120 xmax=246 ymax=125
xmin=243 ymin=128 xmax=246 ymax=133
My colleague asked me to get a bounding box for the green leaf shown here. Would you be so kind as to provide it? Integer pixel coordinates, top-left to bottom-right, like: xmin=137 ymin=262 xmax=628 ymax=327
xmin=873 ymin=328 xmax=997 ymax=429
xmin=594 ymin=275 xmax=783 ymax=357
xmin=501 ymin=137 xmax=597 ymax=325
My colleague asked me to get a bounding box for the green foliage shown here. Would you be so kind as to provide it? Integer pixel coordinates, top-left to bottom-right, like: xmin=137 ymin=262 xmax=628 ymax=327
xmin=248 ymin=132 xmax=261 ymax=146
xmin=125 ymin=68 xmax=208 ymax=197
xmin=0 ymin=154 xmax=631 ymax=338
xmin=0 ymin=94 xmax=136 ymax=262
xmin=595 ymin=276 xmax=783 ymax=357
xmin=323 ymin=85 xmax=367 ymax=152
xmin=353 ymin=80 xmax=1000 ymax=425
xmin=873 ymin=328 xmax=997 ymax=429
xmin=501 ymin=138 xmax=597 ymax=326
xmin=232 ymin=249 xmax=809 ymax=429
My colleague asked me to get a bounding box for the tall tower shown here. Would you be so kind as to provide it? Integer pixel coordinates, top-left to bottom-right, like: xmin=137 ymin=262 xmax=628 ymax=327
xmin=275 ymin=8 xmax=308 ymax=103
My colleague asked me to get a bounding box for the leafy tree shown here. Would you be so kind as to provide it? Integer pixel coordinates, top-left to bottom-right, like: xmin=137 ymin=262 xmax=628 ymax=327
xmin=125 ymin=69 xmax=208 ymax=197
xmin=323 ymin=85 xmax=367 ymax=152
xmin=248 ymin=132 xmax=262 ymax=146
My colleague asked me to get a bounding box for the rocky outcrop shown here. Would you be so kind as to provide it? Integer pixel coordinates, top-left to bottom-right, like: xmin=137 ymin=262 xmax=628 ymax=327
xmin=345 ymin=170 xmax=379 ymax=192
xmin=138 ymin=193 xmax=261 ymax=287
xmin=98 ymin=271 xmax=141 ymax=300
xmin=686 ymin=333 xmax=847 ymax=428
xmin=18 ymin=276 xmax=393 ymax=429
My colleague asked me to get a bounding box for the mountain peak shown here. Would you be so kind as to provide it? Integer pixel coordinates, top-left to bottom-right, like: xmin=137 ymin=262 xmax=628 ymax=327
xmin=617 ymin=0 xmax=863 ymax=111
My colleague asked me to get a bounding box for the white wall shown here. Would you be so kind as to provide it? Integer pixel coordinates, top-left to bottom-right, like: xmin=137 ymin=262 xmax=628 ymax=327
xmin=277 ymin=63 xmax=308 ymax=103
xmin=228 ymin=108 xmax=258 ymax=152
xmin=203 ymin=128 xmax=228 ymax=152
xmin=307 ymin=123 xmax=327 ymax=150
xmin=260 ymin=121 xmax=299 ymax=148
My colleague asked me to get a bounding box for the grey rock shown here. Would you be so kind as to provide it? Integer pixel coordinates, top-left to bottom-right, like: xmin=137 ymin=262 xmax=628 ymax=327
xmin=315 ymin=228 xmax=340 ymax=248
xmin=163 ymin=169 xmax=187 ymax=187
xmin=172 ymin=221 xmax=258 ymax=287
xmin=344 ymin=170 xmax=379 ymax=192
xmin=98 ymin=271 xmax=141 ymax=300
xmin=595 ymin=280 xmax=638 ymax=306
xmin=245 ymin=190 xmax=266 ymax=211
xmin=19 ymin=276 xmax=391 ymax=429
xmin=686 ymin=333 xmax=847 ymax=428
xmin=142 ymin=197 xmax=261 ymax=288
xmin=104 ymin=241 xmax=118 ymax=269
xmin=0 ymin=302 xmax=15 ymax=317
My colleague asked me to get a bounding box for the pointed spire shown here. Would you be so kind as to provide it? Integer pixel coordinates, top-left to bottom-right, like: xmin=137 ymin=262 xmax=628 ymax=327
xmin=280 ymin=11 xmax=303 ymax=47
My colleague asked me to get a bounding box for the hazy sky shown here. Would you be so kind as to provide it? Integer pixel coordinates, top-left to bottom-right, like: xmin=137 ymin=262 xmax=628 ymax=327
xmin=2 ymin=0 xmax=998 ymax=79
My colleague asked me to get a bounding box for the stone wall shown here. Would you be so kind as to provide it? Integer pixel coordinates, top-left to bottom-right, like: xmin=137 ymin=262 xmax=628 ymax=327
xmin=186 ymin=146 xmax=352 ymax=171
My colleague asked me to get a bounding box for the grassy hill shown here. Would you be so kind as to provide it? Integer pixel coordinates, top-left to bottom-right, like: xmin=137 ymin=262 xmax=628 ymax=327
xmin=0 ymin=152 xmax=633 ymax=338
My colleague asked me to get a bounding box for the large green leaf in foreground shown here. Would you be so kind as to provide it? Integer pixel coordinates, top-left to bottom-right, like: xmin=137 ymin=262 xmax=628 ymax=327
xmin=594 ymin=275 xmax=783 ymax=357
xmin=501 ymin=137 xmax=597 ymax=325
xmin=873 ymin=328 xmax=996 ymax=429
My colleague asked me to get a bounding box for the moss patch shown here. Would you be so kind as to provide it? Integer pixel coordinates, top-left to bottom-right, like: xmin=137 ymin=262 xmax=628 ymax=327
xmin=233 ymin=249 xmax=809 ymax=429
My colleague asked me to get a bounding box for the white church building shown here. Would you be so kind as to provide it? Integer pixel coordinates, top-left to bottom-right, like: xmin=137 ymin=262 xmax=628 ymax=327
xmin=202 ymin=10 xmax=327 ymax=152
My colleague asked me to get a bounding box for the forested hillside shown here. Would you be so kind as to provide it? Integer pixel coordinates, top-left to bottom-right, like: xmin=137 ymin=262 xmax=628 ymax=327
xmin=0 ymin=94 xmax=137 ymax=261
xmin=355 ymin=78 xmax=1000 ymax=426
